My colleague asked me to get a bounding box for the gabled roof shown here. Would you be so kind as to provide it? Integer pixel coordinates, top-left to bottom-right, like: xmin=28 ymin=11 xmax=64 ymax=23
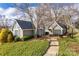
xmin=49 ymin=21 xmax=67 ymax=29
xmin=16 ymin=20 xmax=35 ymax=29
xmin=58 ymin=22 xmax=67 ymax=29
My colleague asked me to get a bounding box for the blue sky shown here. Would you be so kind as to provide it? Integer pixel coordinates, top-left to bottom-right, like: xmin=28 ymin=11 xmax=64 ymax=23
xmin=0 ymin=3 xmax=76 ymax=9
xmin=0 ymin=3 xmax=38 ymax=9
xmin=0 ymin=3 xmax=15 ymax=9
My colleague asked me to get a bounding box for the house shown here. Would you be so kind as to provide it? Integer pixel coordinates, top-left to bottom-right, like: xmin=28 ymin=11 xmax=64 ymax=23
xmin=12 ymin=20 xmax=45 ymax=37
xmin=12 ymin=20 xmax=35 ymax=37
xmin=47 ymin=21 xmax=67 ymax=35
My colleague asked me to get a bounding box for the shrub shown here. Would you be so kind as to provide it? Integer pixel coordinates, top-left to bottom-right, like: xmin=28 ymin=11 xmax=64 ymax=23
xmin=7 ymin=31 xmax=14 ymax=42
xmin=22 ymin=36 xmax=33 ymax=41
xmin=0 ymin=28 xmax=14 ymax=43
xmin=0 ymin=28 xmax=9 ymax=43
xmin=14 ymin=36 xmax=20 ymax=42
xmin=0 ymin=29 xmax=2 ymax=33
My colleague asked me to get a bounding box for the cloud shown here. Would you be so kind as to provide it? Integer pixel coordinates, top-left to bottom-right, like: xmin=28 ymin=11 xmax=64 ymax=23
xmin=0 ymin=7 xmax=29 ymax=20
xmin=69 ymin=4 xmax=79 ymax=10
xmin=0 ymin=7 xmax=31 ymax=26
xmin=4 ymin=8 xmax=18 ymax=15
xmin=0 ymin=8 xmax=4 ymax=15
xmin=2 ymin=7 xmax=20 ymax=19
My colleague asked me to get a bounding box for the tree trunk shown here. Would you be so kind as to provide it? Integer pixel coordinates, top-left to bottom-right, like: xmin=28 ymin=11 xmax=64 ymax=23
xmin=71 ymin=28 xmax=73 ymax=38
xmin=34 ymin=28 xmax=38 ymax=38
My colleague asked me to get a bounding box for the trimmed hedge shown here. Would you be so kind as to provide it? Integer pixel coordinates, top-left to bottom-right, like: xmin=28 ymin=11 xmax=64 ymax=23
xmin=22 ymin=36 xmax=33 ymax=41
xmin=14 ymin=36 xmax=20 ymax=42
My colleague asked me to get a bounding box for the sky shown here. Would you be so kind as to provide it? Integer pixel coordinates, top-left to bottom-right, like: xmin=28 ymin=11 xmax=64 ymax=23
xmin=0 ymin=3 xmax=77 ymax=9
xmin=0 ymin=3 xmax=15 ymax=9
xmin=0 ymin=3 xmax=78 ymax=19
xmin=0 ymin=3 xmax=39 ymax=19
xmin=0 ymin=3 xmax=78 ymax=26
xmin=0 ymin=3 xmax=38 ymax=9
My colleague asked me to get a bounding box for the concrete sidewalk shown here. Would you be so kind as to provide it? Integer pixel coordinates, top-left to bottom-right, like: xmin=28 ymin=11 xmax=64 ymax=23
xmin=44 ymin=37 xmax=59 ymax=56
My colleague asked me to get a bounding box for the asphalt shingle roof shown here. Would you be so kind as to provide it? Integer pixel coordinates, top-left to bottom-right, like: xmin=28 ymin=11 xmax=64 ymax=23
xmin=58 ymin=22 xmax=67 ymax=29
xmin=16 ymin=20 xmax=34 ymax=29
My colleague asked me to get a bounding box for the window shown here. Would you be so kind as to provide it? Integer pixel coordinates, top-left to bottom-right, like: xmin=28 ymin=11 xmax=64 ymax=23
xmin=15 ymin=30 xmax=19 ymax=36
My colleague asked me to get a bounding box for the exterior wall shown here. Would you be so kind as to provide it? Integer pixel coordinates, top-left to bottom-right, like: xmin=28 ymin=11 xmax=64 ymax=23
xmin=49 ymin=22 xmax=63 ymax=35
xmin=63 ymin=28 xmax=67 ymax=34
xmin=37 ymin=29 xmax=45 ymax=36
xmin=23 ymin=30 xmax=34 ymax=36
xmin=12 ymin=22 xmax=23 ymax=37
xmin=48 ymin=21 xmax=67 ymax=35
xmin=53 ymin=30 xmax=62 ymax=35
xmin=53 ymin=25 xmax=63 ymax=35
xmin=45 ymin=29 xmax=53 ymax=35
xmin=54 ymin=25 xmax=62 ymax=30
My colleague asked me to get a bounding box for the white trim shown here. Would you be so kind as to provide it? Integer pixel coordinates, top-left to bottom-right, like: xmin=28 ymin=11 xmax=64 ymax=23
xmin=56 ymin=23 xmax=63 ymax=30
xmin=23 ymin=28 xmax=44 ymax=30
xmin=49 ymin=21 xmax=63 ymax=30
xmin=38 ymin=28 xmax=44 ymax=29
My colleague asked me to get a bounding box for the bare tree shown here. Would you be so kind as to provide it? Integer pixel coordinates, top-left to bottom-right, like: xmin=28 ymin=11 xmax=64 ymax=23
xmin=58 ymin=6 xmax=79 ymax=38
xmin=35 ymin=3 xmax=54 ymax=37
xmin=14 ymin=3 xmax=79 ymax=38
xmin=0 ymin=16 xmax=10 ymax=29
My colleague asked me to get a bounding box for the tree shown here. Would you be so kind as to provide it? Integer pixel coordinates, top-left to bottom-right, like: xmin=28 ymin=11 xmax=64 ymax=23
xmin=14 ymin=3 xmax=79 ymax=38
xmin=35 ymin=3 xmax=54 ymax=37
xmin=58 ymin=6 xmax=79 ymax=38
xmin=0 ymin=15 xmax=7 ymax=28
xmin=7 ymin=31 xmax=14 ymax=42
xmin=75 ymin=18 xmax=79 ymax=29
xmin=49 ymin=4 xmax=79 ymax=38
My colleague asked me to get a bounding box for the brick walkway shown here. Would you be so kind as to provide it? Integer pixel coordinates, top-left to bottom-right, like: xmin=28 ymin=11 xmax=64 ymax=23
xmin=44 ymin=37 xmax=59 ymax=56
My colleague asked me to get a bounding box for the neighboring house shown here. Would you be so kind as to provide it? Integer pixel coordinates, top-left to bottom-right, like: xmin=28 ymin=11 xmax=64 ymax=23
xmin=11 ymin=20 xmax=45 ymax=37
xmin=47 ymin=21 xmax=67 ymax=35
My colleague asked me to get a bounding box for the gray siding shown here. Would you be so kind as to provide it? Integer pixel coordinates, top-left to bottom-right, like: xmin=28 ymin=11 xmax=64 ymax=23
xmin=37 ymin=29 xmax=45 ymax=36
xmin=23 ymin=30 xmax=34 ymax=36
xmin=53 ymin=30 xmax=62 ymax=35
xmin=63 ymin=28 xmax=67 ymax=34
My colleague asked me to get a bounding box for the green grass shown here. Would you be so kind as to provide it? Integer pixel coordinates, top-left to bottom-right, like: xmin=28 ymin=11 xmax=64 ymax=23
xmin=58 ymin=36 xmax=79 ymax=56
xmin=0 ymin=40 xmax=49 ymax=56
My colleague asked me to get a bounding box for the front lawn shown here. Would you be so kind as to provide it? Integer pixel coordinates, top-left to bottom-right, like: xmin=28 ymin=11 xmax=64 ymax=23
xmin=0 ymin=40 xmax=49 ymax=56
xmin=58 ymin=35 xmax=79 ymax=56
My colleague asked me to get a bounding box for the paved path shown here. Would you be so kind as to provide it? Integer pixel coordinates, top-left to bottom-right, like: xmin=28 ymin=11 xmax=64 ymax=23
xmin=44 ymin=37 xmax=59 ymax=56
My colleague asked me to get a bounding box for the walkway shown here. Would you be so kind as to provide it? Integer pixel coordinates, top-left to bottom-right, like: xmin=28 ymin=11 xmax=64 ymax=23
xmin=44 ymin=37 xmax=59 ymax=56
